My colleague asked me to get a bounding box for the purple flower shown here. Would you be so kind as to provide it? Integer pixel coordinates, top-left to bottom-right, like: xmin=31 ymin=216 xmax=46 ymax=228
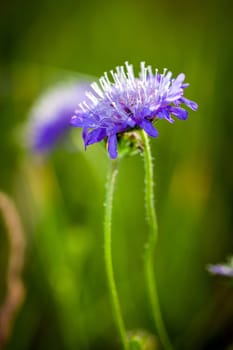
xmin=71 ymin=62 xmax=198 ymax=159
xmin=28 ymin=81 xmax=89 ymax=153
xmin=208 ymin=257 xmax=233 ymax=277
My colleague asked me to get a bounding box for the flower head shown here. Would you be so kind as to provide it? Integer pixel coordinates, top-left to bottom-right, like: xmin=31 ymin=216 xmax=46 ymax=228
xmin=71 ymin=62 xmax=198 ymax=159
xmin=28 ymin=80 xmax=89 ymax=153
xmin=207 ymin=256 xmax=233 ymax=278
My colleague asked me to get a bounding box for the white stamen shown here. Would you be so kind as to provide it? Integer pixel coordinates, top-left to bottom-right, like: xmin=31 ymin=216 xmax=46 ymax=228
xmin=86 ymin=91 xmax=98 ymax=105
xmin=76 ymin=105 xmax=85 ymax=113
xmin=104 ymin=72 xmax=111 ymax=86
xmin=148 ymin=65 xmax=152 ymax=76
xmin=82 ymin=101 xmax=90 ymax=110
xmin=140 ymin=61 xmax=147 ymax=83
xmin=91 ymin=82 xmax=104 ymax=98
xmin=99 ymin=77 xmax=110 ymax=92
xmin=125 ymin=62 xmax=135 ymax=84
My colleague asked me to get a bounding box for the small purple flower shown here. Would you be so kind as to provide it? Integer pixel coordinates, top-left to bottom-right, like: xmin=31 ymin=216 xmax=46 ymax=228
xmin=71 ymin=62 xmax=198 ymax=159
xmin=208 ymin=257 xmax=233 ymax=277
xmin=28 ymin=81 xmax=89 ymax=153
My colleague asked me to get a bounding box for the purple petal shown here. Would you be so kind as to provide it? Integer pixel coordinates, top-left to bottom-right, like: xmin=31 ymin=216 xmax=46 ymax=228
xmin=70 ymin=114 xmax=85 ymax=127
xmin=127 ymin=117 xmax=136 ymax=127
xmin=82 ymin=127 xmax=88 ymax=139
xmin=140 ymin=107 xmax=153 ymax=119
xmin=157 ymin=109 xmax=174 ymax=124
xmin=166 ymin=73 xmax=186 ymax=101
xmin=173 ymin=73 xmax=186 ymax=86
xmin=82 ymin=128 xmax=88 ymax=149
xmin=170 ymin=107 xmax=188 ymax=120
xmin=180 ymin=97 xmax=198 ymax=111
xmin=107 ymin=134 xmax=118 ymax=159
xmin=84 ymin=128 xmax=107 ymax=146
xmin=139 ymin=119 xmax=159 ymax=137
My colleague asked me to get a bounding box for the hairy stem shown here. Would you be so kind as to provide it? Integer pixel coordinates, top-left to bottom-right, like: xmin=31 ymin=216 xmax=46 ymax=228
xmin=141 ymin=130 xmax=173 ymax=350
xmin=104 ymin=160 xmax=128 ymax=350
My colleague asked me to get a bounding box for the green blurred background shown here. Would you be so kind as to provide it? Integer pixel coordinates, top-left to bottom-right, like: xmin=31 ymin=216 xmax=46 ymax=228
xmin=0 ymin=0 xmax=233 ymax=349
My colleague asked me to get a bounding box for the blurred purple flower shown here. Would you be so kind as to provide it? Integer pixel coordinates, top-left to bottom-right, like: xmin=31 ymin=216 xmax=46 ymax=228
xmin=28 ymin=81 xmax=89 ymax=153
xmin=207 ymin=257 xmax=233 ymax=277
xmin=71 ymin=62 xmax=198 ymax=159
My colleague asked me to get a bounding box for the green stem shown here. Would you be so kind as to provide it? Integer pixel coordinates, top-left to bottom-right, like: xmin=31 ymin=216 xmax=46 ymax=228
xmin=141 ymin=130 xmax=173 ymax=350
xmin=104 ymin=160 xmax=128 ymax=350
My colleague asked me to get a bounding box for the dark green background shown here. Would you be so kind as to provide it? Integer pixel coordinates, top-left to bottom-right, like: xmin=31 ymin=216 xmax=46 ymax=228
xmin=0 ymin=0 xmax=233 ymax=349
